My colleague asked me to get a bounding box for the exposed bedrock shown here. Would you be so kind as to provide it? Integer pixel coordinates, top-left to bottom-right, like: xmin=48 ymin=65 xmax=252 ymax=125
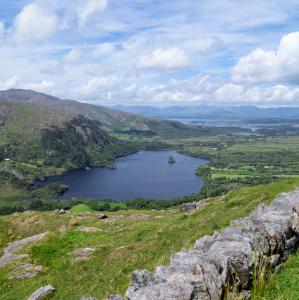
xmin=123 ymin=189 xmax=299 ymax=300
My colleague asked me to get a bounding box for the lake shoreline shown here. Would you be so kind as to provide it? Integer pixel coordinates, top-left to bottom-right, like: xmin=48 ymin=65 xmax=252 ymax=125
xmin=38 ymin=150 xmax=208 ymax=201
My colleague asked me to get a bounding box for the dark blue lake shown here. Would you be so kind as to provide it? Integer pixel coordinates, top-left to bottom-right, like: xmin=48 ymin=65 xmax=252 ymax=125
xmin=44 ymin=151 xmax=207 ymax=200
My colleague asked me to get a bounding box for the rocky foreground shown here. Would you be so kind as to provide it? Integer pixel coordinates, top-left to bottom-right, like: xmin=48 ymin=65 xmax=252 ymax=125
xmin=3 ymin=189 xmax=299 ymax=300
xmin=120 ymin=189 xmax=299 ymax=300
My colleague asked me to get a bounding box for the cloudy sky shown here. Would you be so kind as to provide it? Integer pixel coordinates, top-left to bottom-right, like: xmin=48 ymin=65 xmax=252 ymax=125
xmin=1 ymin=0 xmax=299 ymax=106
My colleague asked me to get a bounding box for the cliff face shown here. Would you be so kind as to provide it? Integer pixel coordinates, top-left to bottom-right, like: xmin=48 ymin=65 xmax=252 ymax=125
xmin=122 ymin=190 xmax=299 ymax=300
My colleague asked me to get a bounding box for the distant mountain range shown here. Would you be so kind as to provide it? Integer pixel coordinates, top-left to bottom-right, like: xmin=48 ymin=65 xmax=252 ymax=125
xmin=0 ymin=89 xmax=197 ymax=134
xmin=114 ymin=105 xmax=299 ymax=121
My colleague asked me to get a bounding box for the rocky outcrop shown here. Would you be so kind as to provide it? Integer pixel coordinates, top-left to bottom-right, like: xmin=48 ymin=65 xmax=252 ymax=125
xmin=124 ymin=190 xmax=299 ymax=299
xmin=9 ymin=263 xmax=43 ymax=280
xmin=180 ymin=200 xmax=208 ymax=213
xmin=96 ymin=213 xmax=108 ymax=220
xmin=0 ymin=232 xmax=48 ymax=268
xmin=27 ymin=285 xmax=55 ymax=300
xmin=72 ymin=247 xmax=96 ymax=263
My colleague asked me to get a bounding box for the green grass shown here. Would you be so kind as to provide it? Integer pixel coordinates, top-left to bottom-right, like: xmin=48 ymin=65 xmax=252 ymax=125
xmin=253 ymin=252 xmax=299 ymax=300
xmin=70 ymin=204 xmax=94 ymax=213
xmin=0 ymin=179 xmax=299 ymax=300
xmin=0 ymin=184 xmax=27 ymax=208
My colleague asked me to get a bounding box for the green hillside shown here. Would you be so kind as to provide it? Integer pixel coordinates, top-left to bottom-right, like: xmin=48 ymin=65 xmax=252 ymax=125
xmin=0 ymin=179 xmax=298 ymax=300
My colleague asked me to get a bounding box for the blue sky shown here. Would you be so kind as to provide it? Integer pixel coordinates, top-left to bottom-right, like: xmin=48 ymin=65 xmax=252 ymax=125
xmin=1 ymin=0 xmax=299 ymax=106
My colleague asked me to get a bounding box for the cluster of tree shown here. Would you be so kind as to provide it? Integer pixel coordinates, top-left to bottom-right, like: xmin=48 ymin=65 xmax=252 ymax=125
xmin=41 ymin=117 xmax=114 ymax=168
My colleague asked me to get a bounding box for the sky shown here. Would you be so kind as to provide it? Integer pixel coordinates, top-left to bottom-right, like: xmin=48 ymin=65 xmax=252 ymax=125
xmin=1 ymin=1 xmax=299 ymax=106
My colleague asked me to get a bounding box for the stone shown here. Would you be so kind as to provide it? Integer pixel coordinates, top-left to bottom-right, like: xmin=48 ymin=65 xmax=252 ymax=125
xmin=180 ymin=202 xmax=197 ymax=213
xmin=127 ymin=282 xmax=194 ymax=300
xmin=73 ymin=247 xmax=96 ymax=263
xmin=0 ymin=232 xmax=48 ymax=268
xmin=96 ymin=213 xmax=108 ymax=220
xmin=180 ymin=200 xmax=207 ymax=213
xmin=58 ymin=209 xmax=66 ymax=215
xmin=126 ymin=269 xmax=161 ymax=296
xmin=27 ymin=285 xmax=55 ymax=300
xmin=124 ymin=189 xmax=299 ymax=299
xmin=9 ymin=263 xmax=43 ymax=280
xmin=80 ymin=297 xmax=97 ymax=300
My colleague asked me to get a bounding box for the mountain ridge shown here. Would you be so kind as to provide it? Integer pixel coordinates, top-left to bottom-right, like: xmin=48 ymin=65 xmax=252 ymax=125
xmin=114 ymin=104 xmax=299 ymax=120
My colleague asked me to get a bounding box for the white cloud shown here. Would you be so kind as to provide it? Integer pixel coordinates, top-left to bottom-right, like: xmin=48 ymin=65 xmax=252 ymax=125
xmin=215 ymin=82 xmax=299 ymax=105
xmin=232 ymin=32 xmax=299 ymax=84
xmin=10 ymin=3 xmax=58 ymax=44
xmin=215 ymin=83 xmax=245 ymax=102
xmin=26 ymin=80 xmax=55 ymax=91
xmin=137 ymin=47 xmax=190 ymax=70
xmin=78 ymin=0 xmax=108 ymax=27
xmin=183 ymin=36 xmax=224 ymax=54
xmin=0 ymin=76 xmax=54 ymax=92
xmin=75 ymin=76 xmax=118 ymax=96
xmin=64 ymin=49 xmax=82 ymax=64
xmin=0 ymin=76 xmax=21 ymax=90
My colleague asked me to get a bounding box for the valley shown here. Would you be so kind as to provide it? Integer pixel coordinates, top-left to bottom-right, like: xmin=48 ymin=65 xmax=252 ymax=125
xmin=2 ymin=2 xmax=299 ymax=299
xmin=1 ymin=90 xmax=299 ymax=299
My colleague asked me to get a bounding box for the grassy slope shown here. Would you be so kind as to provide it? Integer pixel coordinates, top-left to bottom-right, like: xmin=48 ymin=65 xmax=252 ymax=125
xmin=0 ymin=102 xmax=69 ymax=143
xmin=253 ymin=253 xmax=299 ymax=300
xmin=0 ymin=184 xmax=27 ymax=208
xmin=0 ymin=179 xmax=299 ymax=299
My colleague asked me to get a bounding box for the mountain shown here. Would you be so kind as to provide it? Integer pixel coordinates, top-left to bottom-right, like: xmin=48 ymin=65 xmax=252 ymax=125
xmin=0 ymin=89 xmax=152 ymax=132
xmin=0 ymin=89 xmax=201 ymax=135
xmin=114 ymin=105 xmax=299 ymax=121
xmin=0 ymin=101 xmax=136 ymax=185
xmin=0 ymin=89 xmax=200 ymax=185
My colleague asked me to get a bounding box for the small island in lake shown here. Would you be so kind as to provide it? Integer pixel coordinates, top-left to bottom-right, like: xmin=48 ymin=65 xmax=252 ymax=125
xmin=168 ymin=155 xmax=176 ymax=164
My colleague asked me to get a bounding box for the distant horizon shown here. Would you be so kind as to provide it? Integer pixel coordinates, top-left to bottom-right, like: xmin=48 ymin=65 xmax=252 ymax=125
xmin=3 ymin=87 xmax=299 ymax=109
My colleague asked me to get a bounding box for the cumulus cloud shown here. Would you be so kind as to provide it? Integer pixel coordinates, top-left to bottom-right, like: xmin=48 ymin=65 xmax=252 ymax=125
xmin=183 ymin=36 xmax=224 ymax=54
xmin=78 ymin=0 xmax=108 ymax=27
xmin=232 ymin=32 xmax=299 ymax=84
xmin=137 ymin=47 xmax=190 ymax=70
xmin=26 ymin=80 xmax=55 ymax=91
xmin=75 ymin=73 xmax=299 ymax=106
xmin=10 ymin=3 xmax=58 ymax=44
xmin=0 ymin=76 xmax=21 ymax=90
xmin=215 ymin=83 xmax=299 ymax=105
xmin=74 ymin=76 xmax=118 ymax=96
xmin=0 ymin=76 xmax=54 ymax=92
